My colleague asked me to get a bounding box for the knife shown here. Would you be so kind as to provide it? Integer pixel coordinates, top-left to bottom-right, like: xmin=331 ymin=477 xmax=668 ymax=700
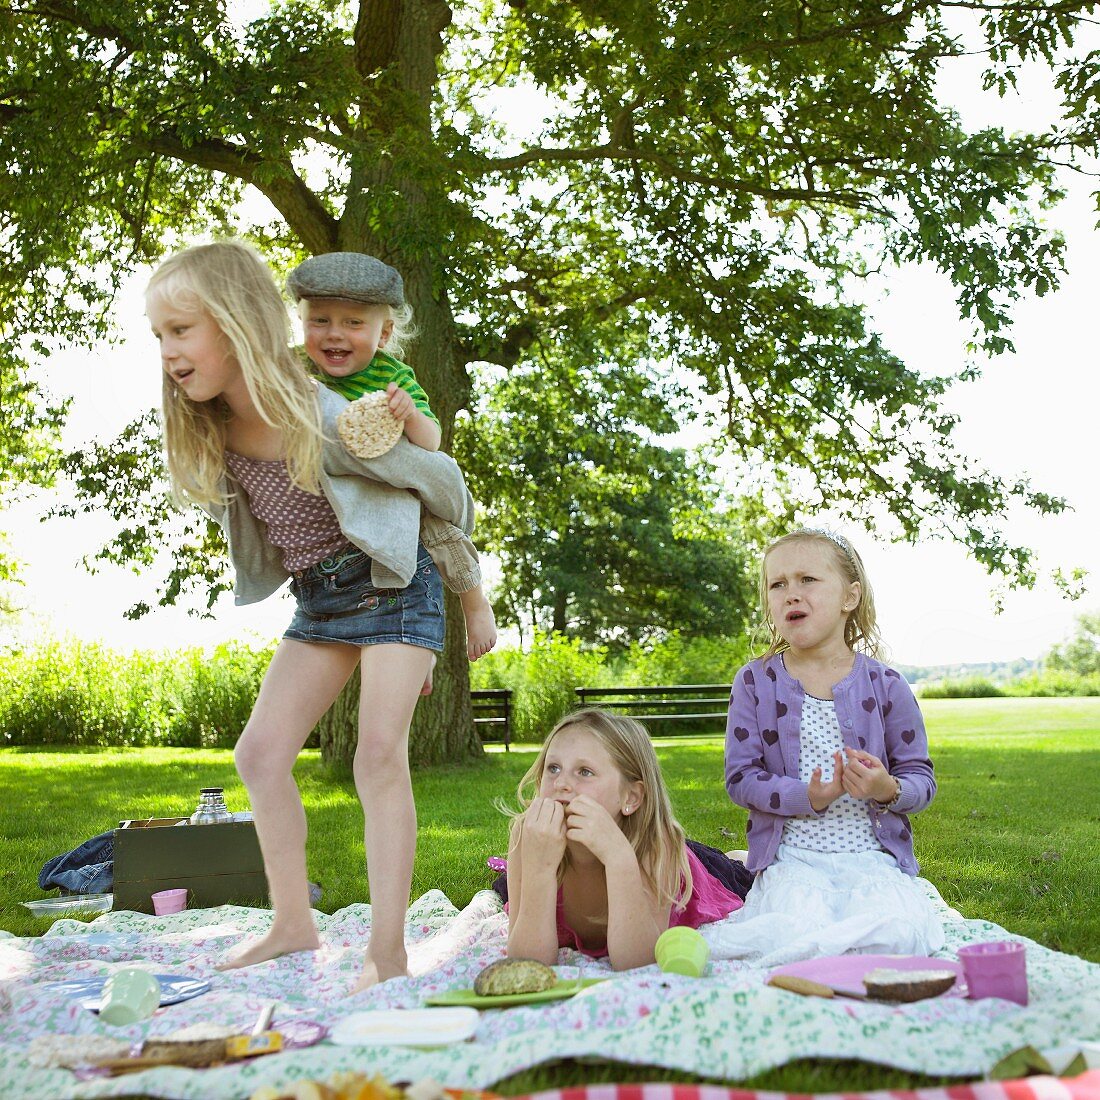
xmin=767 ymin=974 xmax=868 ymax=1000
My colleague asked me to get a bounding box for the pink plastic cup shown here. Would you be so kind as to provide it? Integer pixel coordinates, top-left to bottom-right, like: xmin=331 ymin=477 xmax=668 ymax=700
xmin=151 ymin=888 xmax=188 ymax=916
xmin=958 ymin=940 xmax=1028 ymax=1005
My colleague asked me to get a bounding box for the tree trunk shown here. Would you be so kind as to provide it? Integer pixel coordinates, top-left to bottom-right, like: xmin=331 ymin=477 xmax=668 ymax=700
xmin=552 ymin=588 xmax=569 ymax=634
xmin=320 ymin=0 xmax=482 ymax=768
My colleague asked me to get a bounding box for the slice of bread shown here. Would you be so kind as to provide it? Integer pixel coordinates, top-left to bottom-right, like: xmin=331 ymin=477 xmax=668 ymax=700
xmin=863 ymin=967 xmax=956 ymax=1002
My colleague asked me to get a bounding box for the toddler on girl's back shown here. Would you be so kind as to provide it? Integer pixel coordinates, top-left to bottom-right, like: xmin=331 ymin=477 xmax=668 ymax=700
xmin=501 ymin=708 xmax=752 ymax=971
xmin=286 ymin=252 xmax=497 ymax=673
xmin=710 ymin=527 xmax=943 ymax=966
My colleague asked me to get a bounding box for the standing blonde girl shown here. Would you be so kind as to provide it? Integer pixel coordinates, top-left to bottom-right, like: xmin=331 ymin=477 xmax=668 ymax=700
xmin=504 ymin=709 xmax=746 ymax=970
xmin=147 ymin=240 xmax=474 ymax=990
xmin=715 ymin=528 xmax=942 ymax=964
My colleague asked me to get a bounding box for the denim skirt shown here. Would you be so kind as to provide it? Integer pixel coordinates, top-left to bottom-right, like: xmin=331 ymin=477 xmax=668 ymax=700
xmin=284 ymin=543 xmax=445 ymax=651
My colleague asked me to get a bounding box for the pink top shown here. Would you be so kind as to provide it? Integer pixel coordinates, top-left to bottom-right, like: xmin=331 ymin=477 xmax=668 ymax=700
xmin=556 ymin=845 xmax=743 ymax=958
xmin=225 ymin=452 xmax=347 ymax=571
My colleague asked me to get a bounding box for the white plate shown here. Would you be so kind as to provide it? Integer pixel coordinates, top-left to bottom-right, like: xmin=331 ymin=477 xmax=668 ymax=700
xmin=40 ymin=974 xmax=211 ymax=1010
xmin=329 ymin=1007 xmax=479 ymax=1047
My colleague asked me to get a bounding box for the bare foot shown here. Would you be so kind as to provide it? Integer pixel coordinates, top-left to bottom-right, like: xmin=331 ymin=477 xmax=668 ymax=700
xmin=420 ymin=654 xmax=436 ymax=696
xmin=462 ymin=596 xmax=498 ymax=661
xmin=215 ymin=927 xmax=321 ymax=971
xmin=348 ymin=953 xmax=409 ymax=995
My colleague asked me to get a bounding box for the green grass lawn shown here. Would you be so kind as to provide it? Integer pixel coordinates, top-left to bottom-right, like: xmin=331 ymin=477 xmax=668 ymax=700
xmin=1 ymin=696 xmax=1097 ymax=1094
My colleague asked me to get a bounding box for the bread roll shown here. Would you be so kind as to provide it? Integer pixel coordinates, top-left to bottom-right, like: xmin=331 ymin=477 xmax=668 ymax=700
xmin=474 ymin=958 xmax=557 ymax=997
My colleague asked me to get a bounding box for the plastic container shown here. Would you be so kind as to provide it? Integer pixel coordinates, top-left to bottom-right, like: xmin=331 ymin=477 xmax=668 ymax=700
xmin=151 ymin=888 xmax=188 ymax=915
xmin=655 ymin=926 xmax=710 ymax=977
xmin=958 ymin=940 xmax=1028 ymax=1005
xmin=99 ymin=969 xmax=162 ymax=1026
xmin=21 ymin=894 xmax=113 ymax=916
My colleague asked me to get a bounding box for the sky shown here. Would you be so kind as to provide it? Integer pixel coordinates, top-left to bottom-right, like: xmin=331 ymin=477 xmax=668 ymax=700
xmin=3 ymin=29 xmax=1098 ymax=669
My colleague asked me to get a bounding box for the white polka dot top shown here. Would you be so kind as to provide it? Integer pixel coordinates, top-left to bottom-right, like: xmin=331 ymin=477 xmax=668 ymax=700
xmin=781 ymin=694 xmax=884 ymax=854
xmin=225 ymin=452 xmax=348 ymax=572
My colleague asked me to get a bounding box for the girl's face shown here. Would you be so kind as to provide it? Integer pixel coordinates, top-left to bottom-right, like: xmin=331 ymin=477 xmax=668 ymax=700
xmin=765 ymin=539 xmax=860 ymax=655
xmin=302 ymin=299 xmax=394 ymax=377
xmin=147 ymin=292 xmax=243 ymax=404
xmin=538 ymin=725 xmax=641 ymax=821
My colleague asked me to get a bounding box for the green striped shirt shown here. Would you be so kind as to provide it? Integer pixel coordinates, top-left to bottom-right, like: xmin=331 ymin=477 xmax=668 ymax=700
xmin=318 ymin=351 xmax=439 ymax=426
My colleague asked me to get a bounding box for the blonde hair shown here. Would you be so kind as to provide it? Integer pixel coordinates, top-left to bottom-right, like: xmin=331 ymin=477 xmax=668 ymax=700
xmin=296 ymin=299 xmax=418 ymax=361
xmin=757 ymin=528 xmax=883 ymax=659
xmin=507 ymin=709 xmax=692 ymax=914
xmin=149 ymin=240 xmax=324 ymax=507
xmin=383 ymin=302 xmax=417 ymax=361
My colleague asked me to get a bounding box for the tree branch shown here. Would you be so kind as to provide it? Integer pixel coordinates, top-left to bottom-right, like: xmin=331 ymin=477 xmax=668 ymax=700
xmin=13 ymin=0 xmax=143 ymax=51
xmin=139 ymin=131 xmax=338 ymax=254
xmin=469 ymin=143 xmax=873 ymax=209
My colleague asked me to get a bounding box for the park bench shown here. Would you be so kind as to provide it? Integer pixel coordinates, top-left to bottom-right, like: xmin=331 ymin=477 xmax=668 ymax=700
xmin=471 ymin=688 xmax=512 ymax=749
xmin=574 ymin=684 xmax=732 ymax=736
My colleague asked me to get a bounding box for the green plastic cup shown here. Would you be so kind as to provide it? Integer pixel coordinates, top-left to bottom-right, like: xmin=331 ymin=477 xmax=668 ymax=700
xmin=655 ymin=926 xmax=709 ymax=977
xmin=99 ymin=968 xmax=162 ymax=1026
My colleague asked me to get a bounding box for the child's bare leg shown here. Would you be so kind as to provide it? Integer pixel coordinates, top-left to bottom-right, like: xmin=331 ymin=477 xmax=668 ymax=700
xmin=349 ymin=642 xmax=433 ymax=993
xmin=218 ymin=640 xmax=359 ymax=970
xmin=420 ymin=653 xmax=437 ymax=696
xmin=459 ymin=586 xmax=497 ymax=661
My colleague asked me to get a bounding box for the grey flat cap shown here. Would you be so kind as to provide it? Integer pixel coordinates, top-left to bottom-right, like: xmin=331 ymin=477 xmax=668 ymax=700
xmin=287 ymin=252 xmax=404 ymax=307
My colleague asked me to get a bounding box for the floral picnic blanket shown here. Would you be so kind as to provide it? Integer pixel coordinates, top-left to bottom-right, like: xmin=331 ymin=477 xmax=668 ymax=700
xmin=0 ymin=887 xmax=1097 ymax=1100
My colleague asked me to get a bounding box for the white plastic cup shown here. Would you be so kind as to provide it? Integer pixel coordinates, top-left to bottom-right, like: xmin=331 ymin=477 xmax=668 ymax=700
xmin=151 ymin=888 xmax=188 ymax=916
xmin=99 ymin=969 xmax=162 ymax=1026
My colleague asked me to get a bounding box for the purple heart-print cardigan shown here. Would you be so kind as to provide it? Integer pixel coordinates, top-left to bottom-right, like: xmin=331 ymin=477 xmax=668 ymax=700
xmin=724 ymin=652 xmax=935 ymax=876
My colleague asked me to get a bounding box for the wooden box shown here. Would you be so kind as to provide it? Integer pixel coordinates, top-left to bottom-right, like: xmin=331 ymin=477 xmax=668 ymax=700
xmin=112 ymin=817 xmax=267 ymax=913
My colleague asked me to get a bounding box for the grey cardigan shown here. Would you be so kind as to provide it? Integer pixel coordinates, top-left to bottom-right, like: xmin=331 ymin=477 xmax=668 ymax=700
xmin=203 ymin=384 xmax=475 ymax=604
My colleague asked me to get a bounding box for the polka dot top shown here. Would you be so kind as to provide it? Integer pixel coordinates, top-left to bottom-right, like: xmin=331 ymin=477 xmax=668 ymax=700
xmin=225 ymin=452 xmax=348 ymax=572
xmin=781 ymin=694 xmax=884 ymax=854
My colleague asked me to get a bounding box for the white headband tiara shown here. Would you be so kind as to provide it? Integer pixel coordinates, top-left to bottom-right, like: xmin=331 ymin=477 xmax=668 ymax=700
xmin=801 ymin=527 xmax=855 ymax=561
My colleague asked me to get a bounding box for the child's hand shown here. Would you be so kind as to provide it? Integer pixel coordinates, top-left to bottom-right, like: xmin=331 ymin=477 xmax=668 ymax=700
xmin=808 ymin=750 xmax=845 ymax=811
xmin=562 ymin=795 xmax=631 ymax=865
xmin=385 ymin=381 xmax=416 ymax=424
xmin=520 ymin=797 xmax=567 ymax=872
xmin=841 ymin=747 xmax=898 ymax=803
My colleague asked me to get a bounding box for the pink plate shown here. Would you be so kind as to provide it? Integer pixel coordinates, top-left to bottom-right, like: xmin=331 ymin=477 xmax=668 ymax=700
xmin=768 ymin=954 xmax=965 ymax=998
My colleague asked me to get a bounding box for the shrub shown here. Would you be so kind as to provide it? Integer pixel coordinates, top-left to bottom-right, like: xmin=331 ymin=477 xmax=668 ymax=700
xmin=1004 ymin=670 xmax=1100 ymax=697
xmin=472 ymin=632 xmax=607 ymax=739
xmin=472 ymin=631 xmax=756 ymax=740
xmin=0 ymin=637 xmax=273 ymax=747
xmin=614 ymin=631 xmax=751 ymax=687
xmin=918 ymin=677 xmax=1005 ymax=699
xmin=160 ymin=641 xmax=273 ymax=746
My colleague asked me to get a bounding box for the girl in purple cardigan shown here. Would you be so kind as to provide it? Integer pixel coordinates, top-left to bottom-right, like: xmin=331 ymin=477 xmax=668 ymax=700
xmin=710 ymin=529 xmax=943 ymax=965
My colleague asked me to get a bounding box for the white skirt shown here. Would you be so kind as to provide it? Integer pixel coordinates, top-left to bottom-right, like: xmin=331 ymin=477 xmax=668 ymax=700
xmin=701 ymin=844 xmax=945 ymax=967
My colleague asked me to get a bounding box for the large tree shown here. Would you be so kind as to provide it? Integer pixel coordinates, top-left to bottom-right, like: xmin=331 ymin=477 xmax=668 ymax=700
xmin=3 ymin=0 xmax=1097 ymax=761
xmin=456 ymin=349 xmax=760 ymax=645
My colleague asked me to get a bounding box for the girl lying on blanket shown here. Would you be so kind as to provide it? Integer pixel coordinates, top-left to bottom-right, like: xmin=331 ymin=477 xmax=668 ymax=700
xmin=715 ymin=528 xmax=944 ymax=965
xmin=499 ymin=708 xmax=752 ymax=970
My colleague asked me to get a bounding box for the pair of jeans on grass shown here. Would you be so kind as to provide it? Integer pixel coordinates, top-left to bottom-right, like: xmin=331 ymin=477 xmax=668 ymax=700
xmin=38 ymin=831 xmax=114 ymax=894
